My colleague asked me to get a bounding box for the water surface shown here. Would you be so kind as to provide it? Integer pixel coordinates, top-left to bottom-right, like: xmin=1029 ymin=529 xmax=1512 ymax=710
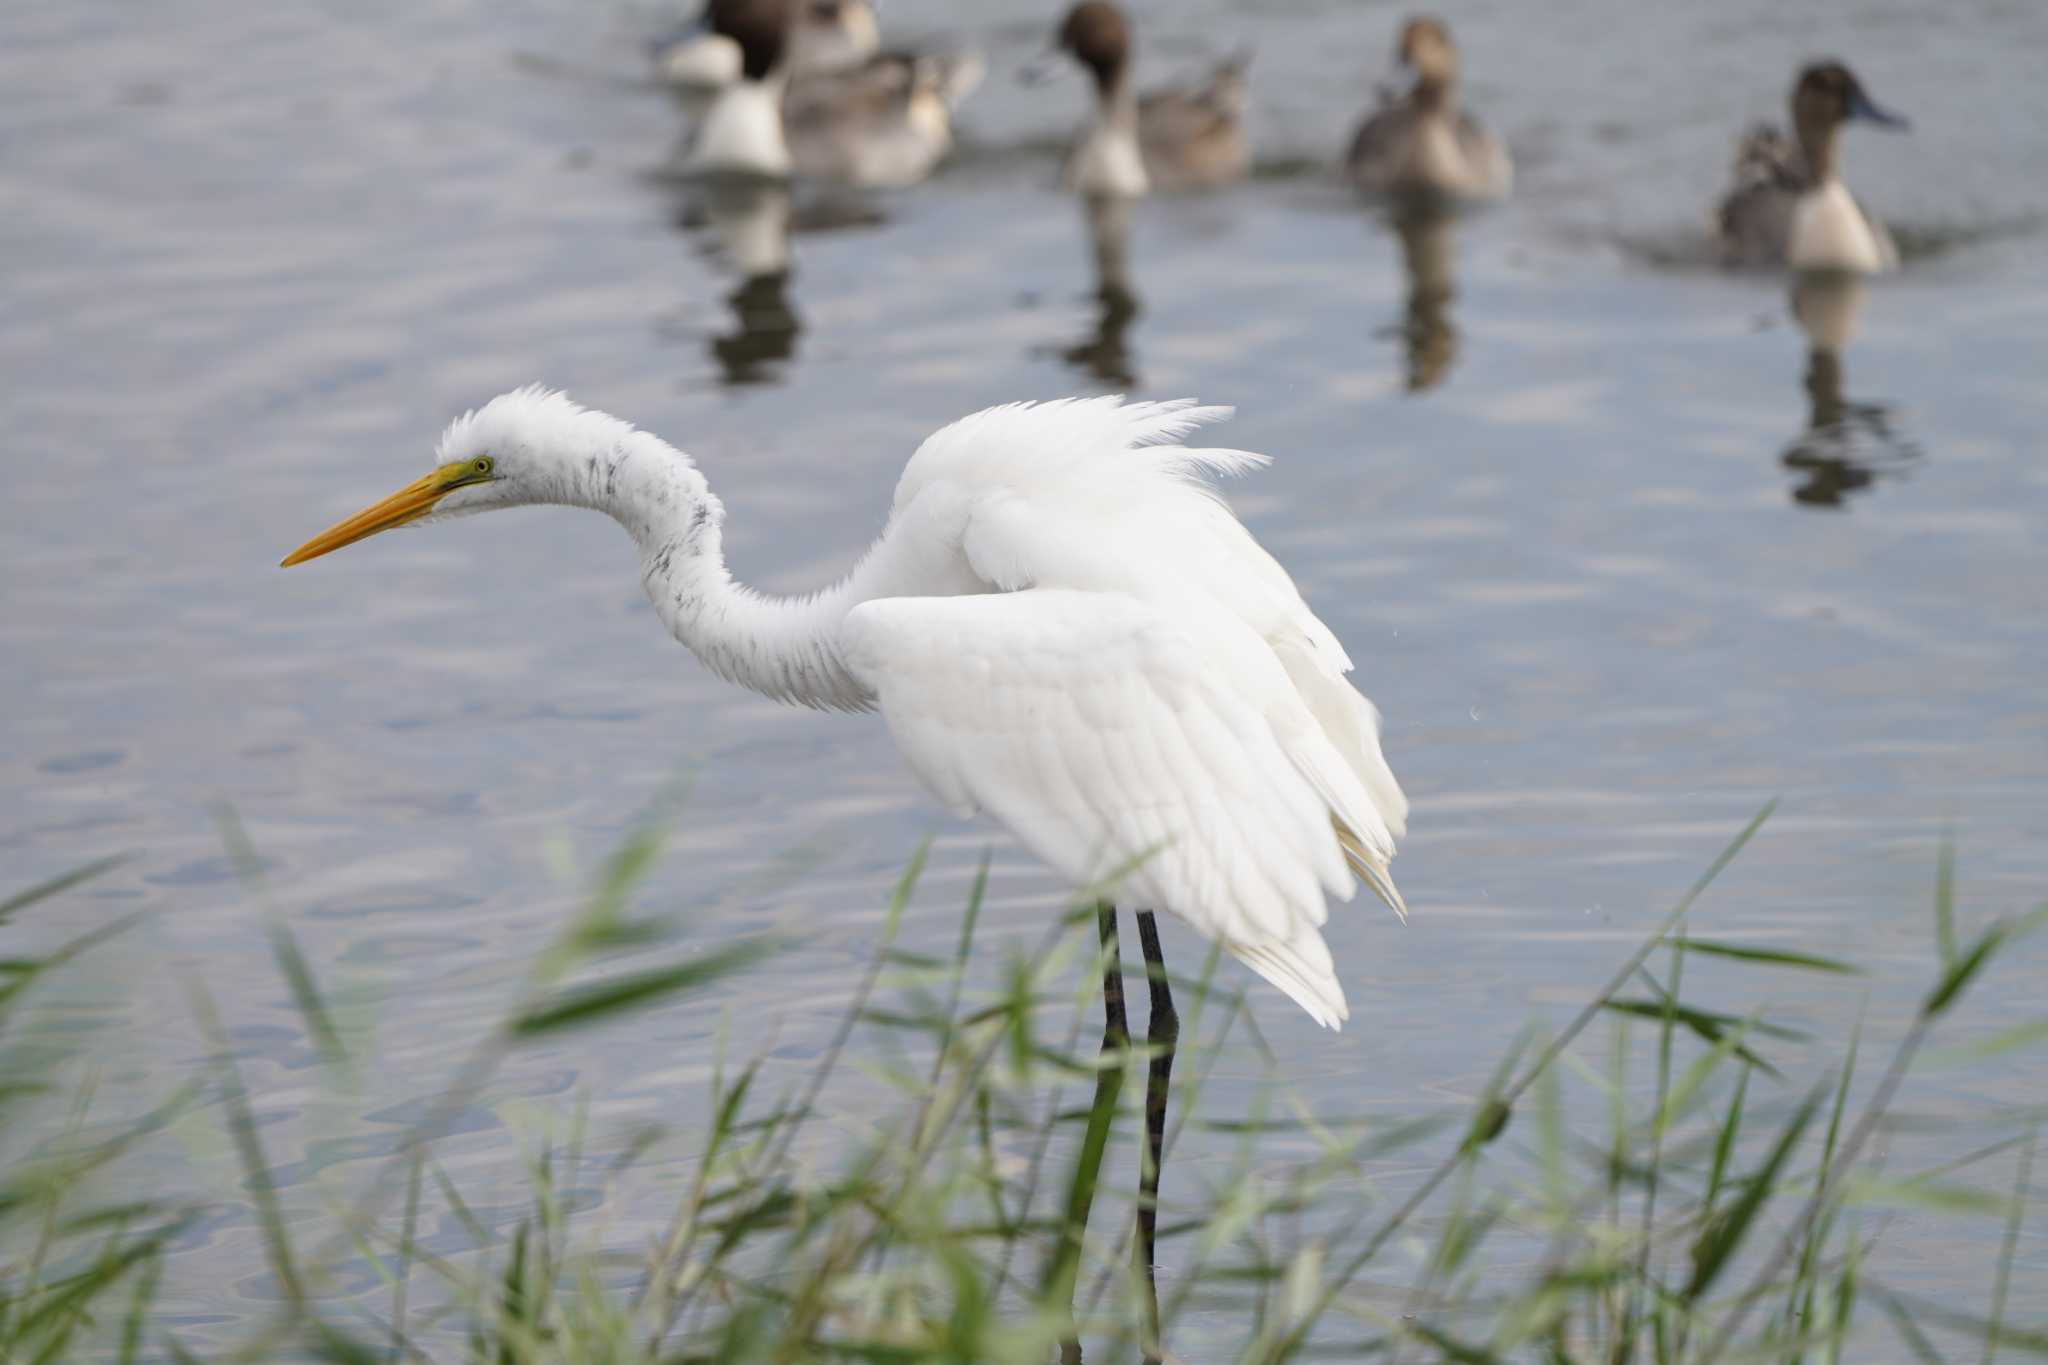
xmin=2 ymin=0 xmax=2045 ymax=1350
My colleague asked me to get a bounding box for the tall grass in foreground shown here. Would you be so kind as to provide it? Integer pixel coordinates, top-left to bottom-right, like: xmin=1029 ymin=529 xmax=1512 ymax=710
xmin=2 ymin=806 xmax=2043 ymax=1362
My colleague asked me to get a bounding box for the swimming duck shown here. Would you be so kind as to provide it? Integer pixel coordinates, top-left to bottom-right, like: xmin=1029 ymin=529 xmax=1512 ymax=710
xmin=1054 ymin=1 xmax=1251 ymax=197
xmin=784 ymin=50 xmax=984 ymax=188
xmin=683 ymin=0 xmax=980 ymax=188
xmin=1715 ymin=61 xmax=1907 ymax=273
xmin=653 ymin=0 xmax=879 ymax=92
xmin=1346 ymin=16 xmax=1511 ymax=203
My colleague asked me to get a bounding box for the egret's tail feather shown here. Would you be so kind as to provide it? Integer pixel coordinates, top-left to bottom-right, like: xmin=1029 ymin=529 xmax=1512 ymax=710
xmin=1356 ymin=858 xmax=1408 ymax=924
xmin=1334 ymin=819 xmax=1407 ymax=924
xmin=1229 ymin=931 xmax=1348 ymax=1030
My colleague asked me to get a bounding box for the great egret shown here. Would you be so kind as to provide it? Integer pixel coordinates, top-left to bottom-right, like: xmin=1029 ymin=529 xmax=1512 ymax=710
xmin=281 ymin=388 xmax=1409 ymax=1340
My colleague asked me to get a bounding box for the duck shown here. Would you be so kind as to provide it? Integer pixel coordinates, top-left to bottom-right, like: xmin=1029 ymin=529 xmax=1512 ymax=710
xmin=683 ymin=0 xmax=981 ymax=188
xmin=1346 ymin=16 xmax=1511 ymax=203
xmin=1054 ymin=1 xmax=1251 ymax=197
xmin=652 ymin=0 xmax=879 ymax=92
xmin=784 ymin=50 xmax=984 ymax=188
xmin=1715 ymin=61 xmax=1908 ymax=273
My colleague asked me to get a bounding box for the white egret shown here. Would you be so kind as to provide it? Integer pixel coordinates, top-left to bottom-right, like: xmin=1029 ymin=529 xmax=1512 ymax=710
xmin=281 ymin=389 xmax=1409 ymax=1334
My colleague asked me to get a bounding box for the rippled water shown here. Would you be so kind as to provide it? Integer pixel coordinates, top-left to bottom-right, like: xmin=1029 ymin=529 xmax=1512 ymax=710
xmin=4 ymin=0 xmax=2045 ymax=1349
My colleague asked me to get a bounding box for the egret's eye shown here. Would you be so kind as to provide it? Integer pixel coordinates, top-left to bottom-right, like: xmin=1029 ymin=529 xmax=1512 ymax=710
xmin=473 ymin=456 xmax=494 ymax=477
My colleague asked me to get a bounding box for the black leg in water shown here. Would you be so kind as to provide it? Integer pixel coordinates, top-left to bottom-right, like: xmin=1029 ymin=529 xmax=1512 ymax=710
xmin=1053 ymin=904 xmax=1130 ymax=1365
xmin=1134 ymin=909 xmax=1178 ymax=1363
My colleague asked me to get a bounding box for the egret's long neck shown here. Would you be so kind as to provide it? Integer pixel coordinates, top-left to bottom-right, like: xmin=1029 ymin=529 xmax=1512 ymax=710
xmin=561 ymin=431 xmax=875 ymax=712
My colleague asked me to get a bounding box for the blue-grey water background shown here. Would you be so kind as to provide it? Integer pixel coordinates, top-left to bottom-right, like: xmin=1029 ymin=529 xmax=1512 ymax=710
xmin=2 ymin=0 xmax=2045 ymax=1352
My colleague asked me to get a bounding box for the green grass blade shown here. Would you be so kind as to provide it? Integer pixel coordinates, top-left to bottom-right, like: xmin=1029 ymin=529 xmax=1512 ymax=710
xmin=1874 ymin=1286 xmax=1951 ymax=1365
xmin=266 ymin=920 xmax=349 ymax=1071
xmin=1983 ymin=1131 xmax=2035 ymax=1365
xmin=1656 ymin=1013 xmax=1753 ymax=1139
xmin=1039 ymin=1034 xmax=1125 ymax=1314
xmin=1935 ymin=838 xmax=1957 ymax=967
xmin=1602 ymin=997 xmax=1793 ymax=1078
xmin=1924 ymin=924 xmax=2008 ymax=1019
xmin=1407 ymin=1319 xmax=1510 ymax=1364
xmin=1678 ymin=940 xmax=1862 ymax=974
xmin=186 ymin=981 xmax=303 ymax=1307
xmin=0 ymin=856 xmax=128 ymax=922
xmin=1686 ymin=1084 xmax=1825 ymax=1302
xmin=116 ymin=1251 xmax=162 ymax=1365
xmin=1921 ymin=1017 xmax=2048 ymax=1069
xmin=1603 ymin=997 xmax=1806 ymax=1044
xmin=512 ymin=939 xmax=777 ymax=1036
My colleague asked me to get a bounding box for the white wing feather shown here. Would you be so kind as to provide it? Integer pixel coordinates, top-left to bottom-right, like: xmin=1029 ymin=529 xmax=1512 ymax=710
xmin=840 ymin=397 xmax=1408 ymax=1028
xmin=843 ymin=591 xmax=1356 ymax=1026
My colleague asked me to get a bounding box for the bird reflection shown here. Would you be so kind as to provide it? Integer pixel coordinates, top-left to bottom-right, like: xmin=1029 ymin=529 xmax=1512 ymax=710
xmin=1052 ymin=194 xmax=1142 ymax=388
xmin=1385 ymin=205 xmax=1458 ymax=392
xmin=1779 ymin=271 xmax=1920 ymax=507
xmin=667 ymin=178 xmax=803 ymax=386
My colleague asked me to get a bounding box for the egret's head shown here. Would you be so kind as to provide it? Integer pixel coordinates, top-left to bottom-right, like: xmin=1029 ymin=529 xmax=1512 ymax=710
xmin=280 ymin=387 xmax=631 ymax=567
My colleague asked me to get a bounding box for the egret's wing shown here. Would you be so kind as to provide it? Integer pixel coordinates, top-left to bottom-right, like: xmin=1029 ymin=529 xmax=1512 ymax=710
xmin=873 ymin=396 xmax=1408 ymax=901
xmin=842 ymin=589 xmax=1388 ymax=1028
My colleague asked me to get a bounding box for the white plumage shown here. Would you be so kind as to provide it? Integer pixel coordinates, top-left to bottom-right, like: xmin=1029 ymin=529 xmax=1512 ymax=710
xmin=282 ymin=391 xmax=1409 ymax=1028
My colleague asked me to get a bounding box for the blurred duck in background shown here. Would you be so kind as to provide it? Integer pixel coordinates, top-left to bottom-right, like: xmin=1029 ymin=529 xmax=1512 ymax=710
xmin=1347 ymin=16 xmax=1511 ymax=203
xmin=1048 ymin=1 xmax=1251 ymax=197
xmin=681 ymin=0 xmax=982 ymax=188
xmin=784 ymin=50 xmax=983 ymax=187
xmin=1716 ymin=61 xmax=1908 ymax=273
xmin=652 ymin=0 xmax=878 ymax=91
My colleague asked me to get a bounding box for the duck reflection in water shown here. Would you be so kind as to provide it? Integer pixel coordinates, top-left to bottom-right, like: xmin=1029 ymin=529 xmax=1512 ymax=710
xmin=1780 ymin=271 xmax=1920 ymax=507
xmin=1051 ymin=194 xmax=1143 ymax=389
xmin=1381 ymin=203 xmax=1458 ymax=392
xmin=669 ymin=178 xmax=803 ymax=386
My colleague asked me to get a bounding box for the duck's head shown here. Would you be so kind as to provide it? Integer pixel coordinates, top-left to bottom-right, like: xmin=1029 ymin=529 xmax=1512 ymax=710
xmin=1394 ymin=16 xmax=1459 ymax=91
xmin=1793 ymin=61 xmax=1907 ymax=137
xmin=789 ymin=0 xmax=880 ymax=73
xmin=708 ymin=0 xmax=791 ymax=81
xmin=802 ymin=0 xmax=873 ymax=35
xmin=1058 ymin=2 xmax=1132 ymax=97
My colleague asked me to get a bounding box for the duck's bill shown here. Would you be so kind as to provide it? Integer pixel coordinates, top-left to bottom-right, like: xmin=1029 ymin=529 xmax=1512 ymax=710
xmin=279 ymin=470 xmax=447 ymax=567
xmin=1847 ymin=87 xmax=1909 ymax=130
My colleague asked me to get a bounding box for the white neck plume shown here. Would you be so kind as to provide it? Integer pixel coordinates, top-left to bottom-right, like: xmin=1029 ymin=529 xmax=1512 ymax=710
xmin=505 ymin=407 xmax=877 ymax=713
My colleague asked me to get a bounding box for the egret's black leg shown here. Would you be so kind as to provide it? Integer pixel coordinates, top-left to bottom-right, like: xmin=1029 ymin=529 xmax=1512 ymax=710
xmin=1134 ymin=910 xmax=1178 ymax=1361
xmin=1054 ymin=905 xmax=1129 ymax=1365
xmin=1099 ymin=904 xmax=1129 ymax=1054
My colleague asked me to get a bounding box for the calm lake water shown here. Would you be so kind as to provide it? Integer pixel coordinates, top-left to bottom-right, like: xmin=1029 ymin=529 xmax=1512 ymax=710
xmin=3 ymin=0 xmax=2044 ymax=1352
